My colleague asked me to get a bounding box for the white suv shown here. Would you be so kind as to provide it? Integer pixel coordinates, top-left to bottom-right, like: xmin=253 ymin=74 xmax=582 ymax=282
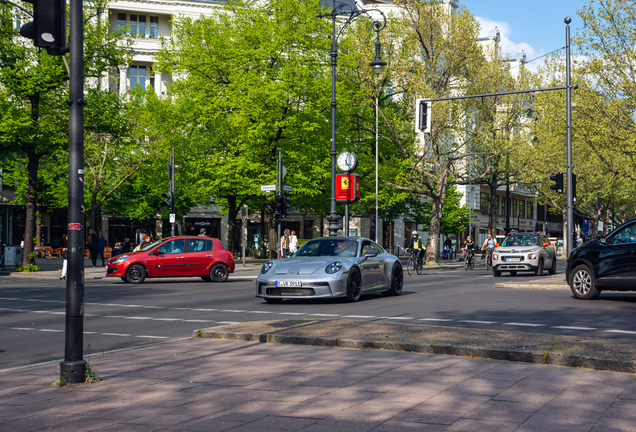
xmin=492 ymin=233 xmax=557 ymax=277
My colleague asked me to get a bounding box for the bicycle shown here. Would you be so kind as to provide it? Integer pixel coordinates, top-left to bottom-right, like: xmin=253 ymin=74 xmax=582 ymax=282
xmin=485 ymin=248 xmax=494 ymax=270
xmin=406 ymin=249 xmax=422 ymax=275
xmin=465 ymin=251 xmax=475 ymax=271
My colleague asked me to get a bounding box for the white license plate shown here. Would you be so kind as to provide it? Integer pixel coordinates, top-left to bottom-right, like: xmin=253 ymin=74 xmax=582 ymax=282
xmin=276 ymin=280 xmax=301 ymax=288
xmin=505 ymin=258 xmax=521 ymax=262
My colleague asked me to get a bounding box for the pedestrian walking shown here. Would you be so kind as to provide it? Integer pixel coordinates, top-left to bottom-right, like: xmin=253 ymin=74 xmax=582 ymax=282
xmin=98 ymin=230 xmax=106 ymax=267
xmin=443 ymin=236 xmax=452 ymax=260
xmin=280 ymin=229 xmax=290 ymax=258
xmin=289 ymin=230 xmax=298 ymax=254
xmin=198 ymin=228 xmax=207 ymax=237
xmin=87 ymin=229 xmax=100 ymax=268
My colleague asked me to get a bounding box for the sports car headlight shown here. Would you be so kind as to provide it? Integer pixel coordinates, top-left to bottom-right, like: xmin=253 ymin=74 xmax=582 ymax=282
xmin=325 ymin=261 xmax=343 ymax=274
xmin=110 ymin=255 xmax=129 ymax=265
xmin=261 ymin=261 xmax=274 ymax=274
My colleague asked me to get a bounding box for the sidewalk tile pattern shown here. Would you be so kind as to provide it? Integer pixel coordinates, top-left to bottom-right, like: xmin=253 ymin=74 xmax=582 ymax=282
xmin=0 ymin=338 xmax=635 ymax=431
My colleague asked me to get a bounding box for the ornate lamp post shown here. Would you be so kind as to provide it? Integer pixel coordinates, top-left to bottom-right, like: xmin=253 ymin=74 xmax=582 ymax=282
xmin=318 ymin=0 xmax=386 ymax=236
xmin=371 ymin=22 xmax=386 ymax=244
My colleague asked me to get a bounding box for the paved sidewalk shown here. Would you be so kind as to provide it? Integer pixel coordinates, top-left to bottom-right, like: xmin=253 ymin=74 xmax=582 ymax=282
xmin=2 ymin=338 xmax=635 ymax=431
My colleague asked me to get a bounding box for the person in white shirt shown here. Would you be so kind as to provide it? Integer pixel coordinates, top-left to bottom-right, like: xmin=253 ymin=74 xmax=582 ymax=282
xmin=289 ymin=230 xmax=298 ymax=254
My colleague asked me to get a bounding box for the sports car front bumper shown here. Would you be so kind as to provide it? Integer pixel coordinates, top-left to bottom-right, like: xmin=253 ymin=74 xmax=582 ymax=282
xmin=256 ymin=273 xmax=348 ymax=299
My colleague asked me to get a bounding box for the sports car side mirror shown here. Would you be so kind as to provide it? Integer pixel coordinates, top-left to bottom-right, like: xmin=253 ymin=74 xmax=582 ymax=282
xmin=364 ymin=251 xmax=378 ymax=258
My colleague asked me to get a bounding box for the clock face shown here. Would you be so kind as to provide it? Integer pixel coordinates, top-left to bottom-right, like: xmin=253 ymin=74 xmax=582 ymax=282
xmin=337 ymin=151 xmax=358 ymax=172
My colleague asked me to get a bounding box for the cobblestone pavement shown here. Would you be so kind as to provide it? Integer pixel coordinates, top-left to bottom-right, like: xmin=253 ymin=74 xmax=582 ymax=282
xmin=1 ymin=338 xmax=635 ymax=431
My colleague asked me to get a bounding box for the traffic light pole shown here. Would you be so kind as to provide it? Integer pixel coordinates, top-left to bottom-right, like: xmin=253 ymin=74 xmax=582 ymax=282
xmin=277 ymin=148 xmax=282 ymax=258
xmin=565 ymin=17 xmax=574 ymax=256
xmin=60 ymin=0 xmax=86 ymax=384
xmin=171 ymin=144 xmax=175 ymax=237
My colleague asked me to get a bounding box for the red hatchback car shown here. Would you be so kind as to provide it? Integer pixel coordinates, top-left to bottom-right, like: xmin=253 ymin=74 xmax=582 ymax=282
xmin=106 ymin=236 xmax=235 ymax=284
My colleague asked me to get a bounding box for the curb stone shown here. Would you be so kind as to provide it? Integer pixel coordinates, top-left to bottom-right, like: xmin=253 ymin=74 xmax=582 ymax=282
xmin=197 ymin=329 xmax=636 ymax=373
xmin=495 ymin=283 xmax=570 ymax=290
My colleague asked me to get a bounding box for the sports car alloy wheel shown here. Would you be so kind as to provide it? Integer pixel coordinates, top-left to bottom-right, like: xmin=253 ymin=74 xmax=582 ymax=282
xmin=388 ymin=264 xmax=403 ymax=296
xmin=346 ymin=268 xmax=362 ymax=302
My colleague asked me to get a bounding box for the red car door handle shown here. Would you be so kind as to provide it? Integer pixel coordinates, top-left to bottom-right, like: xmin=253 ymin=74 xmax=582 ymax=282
xmin=205 ymin=254 xmax=214 ymax=257
xmin=176 ymin=256 xmax=185 ymax=259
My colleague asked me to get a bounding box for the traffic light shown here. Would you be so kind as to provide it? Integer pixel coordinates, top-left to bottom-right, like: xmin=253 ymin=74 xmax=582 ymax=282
xmin=161 ymin=192 xmax=173 ymax=210
xmin=549 ymin=172 xmax=563 ymax=194
xmin=284 ymin=195 xmax=293 ymax=216
xmin=274 ymin=195 xmax=286 ymax=218
xmin=417 ymin=100 xmax=431 ymax=133
xmin=19 ymin=0 xmax=68 ymax=56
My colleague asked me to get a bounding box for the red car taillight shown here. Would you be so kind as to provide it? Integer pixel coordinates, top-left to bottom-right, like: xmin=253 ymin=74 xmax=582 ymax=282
xmin=226 ymin=251 xmax=232 ymax=259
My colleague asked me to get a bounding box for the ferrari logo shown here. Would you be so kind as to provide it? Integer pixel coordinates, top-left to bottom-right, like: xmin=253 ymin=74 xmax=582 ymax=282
xmin=341 ymin=177 xmax=349 ymax=190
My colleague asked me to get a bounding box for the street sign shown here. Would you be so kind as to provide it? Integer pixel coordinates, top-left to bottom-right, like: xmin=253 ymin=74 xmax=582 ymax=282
xmin=281 ymin=164 xmax=287 ymax=179
xmin=282 ymin=185 xmax=293 ymax=192
xmin=260 ymin=184 xmax=276 ymax=192
xmin=169 ymin=214 xmax=176 ymax=223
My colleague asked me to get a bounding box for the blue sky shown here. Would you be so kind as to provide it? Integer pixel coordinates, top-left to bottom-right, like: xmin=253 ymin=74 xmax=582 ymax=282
xmin=464 ymin=0 xmax=587 ymax=70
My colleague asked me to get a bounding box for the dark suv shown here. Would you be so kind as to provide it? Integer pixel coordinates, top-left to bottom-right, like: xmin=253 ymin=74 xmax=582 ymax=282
xmin=566 ymin=218 xmax=636 ymax=299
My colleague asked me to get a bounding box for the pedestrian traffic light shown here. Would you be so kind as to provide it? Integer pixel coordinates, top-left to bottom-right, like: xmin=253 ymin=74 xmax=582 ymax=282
xmin=275 ymin=195 xmax=286 ymax=217
xmin=549 ymin=173 xmax=563 ymax=194
xmin=161 ymin=192 xmax=173 ymax=210
xmin=19 ymin=0 xmax=68 ymax=56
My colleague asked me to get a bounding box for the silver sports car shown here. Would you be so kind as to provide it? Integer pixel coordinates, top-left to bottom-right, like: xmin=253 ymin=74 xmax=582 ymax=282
xmin=256 ymin=237 xmax=403 ymax=303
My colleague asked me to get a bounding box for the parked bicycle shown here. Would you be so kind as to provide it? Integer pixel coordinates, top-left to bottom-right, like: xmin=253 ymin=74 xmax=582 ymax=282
xmin=406 ymin=248 xmax=422 ymax=275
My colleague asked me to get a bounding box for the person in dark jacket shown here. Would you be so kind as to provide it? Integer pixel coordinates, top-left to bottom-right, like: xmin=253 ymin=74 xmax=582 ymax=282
xmin=97 ymin=230 xmax=106 ymax=267
xmin=111 ymin=242 xmax=124 ymax=258
xmin=87 ymin=229 xmax=100 ymax=268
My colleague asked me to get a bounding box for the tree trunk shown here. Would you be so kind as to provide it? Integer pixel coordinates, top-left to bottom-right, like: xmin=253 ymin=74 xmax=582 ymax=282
xmin=90 ymin=194 xmax=98 ymax=231
xmin=267 ymin=205 xmax=277 ymax=260
xmin=35 ymin=210 xmax=42 ymax=245
xmin=488 ymin=181 xmax=498 ymax=236
xmin=602 ymin=208 xmax=610 ymax=236
xmin=425 ymin=190 xmax=446 ymax=266
xmin=22 ymin=154 xmax=39 ymax=267
xmin=226 ymin=195 xmax=239 ymax=253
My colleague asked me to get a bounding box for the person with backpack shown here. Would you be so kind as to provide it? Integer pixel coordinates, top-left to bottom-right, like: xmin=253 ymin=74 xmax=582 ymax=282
xmin=87 ymin=229 xmax=100 ymax=268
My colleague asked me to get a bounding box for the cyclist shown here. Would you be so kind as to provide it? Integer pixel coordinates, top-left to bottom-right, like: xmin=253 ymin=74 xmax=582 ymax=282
xmin=481 ymin=233 xmax=496 ymax=269
xmin=406 ymin=231 xmax=425 ymax=269
xmin=465 ymin=236 xmax=476 ymax=269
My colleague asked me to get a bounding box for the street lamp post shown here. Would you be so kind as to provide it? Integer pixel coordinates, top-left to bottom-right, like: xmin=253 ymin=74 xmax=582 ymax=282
xmin=318 ymin=0 xmax=386 ymax=237
xmin=372 ymin=25 xmax=386 ymax=244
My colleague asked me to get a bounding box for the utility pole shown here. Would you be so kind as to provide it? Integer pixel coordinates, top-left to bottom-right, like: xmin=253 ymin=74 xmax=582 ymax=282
xmin=60 ymin=0 xmax=86 ymax=384
xmin=565 ymin=17 xmax=574 ymax=256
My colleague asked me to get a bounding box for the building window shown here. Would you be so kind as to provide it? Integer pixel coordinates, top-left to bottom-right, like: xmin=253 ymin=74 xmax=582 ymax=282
xmin=500 ymin=196 xmax=506 ymax=216
xmin=527 ymin=202 xmax=533 ymax=219
xmin=519 ymin=200 xmax=525 ymax=219
xmin=117 ymin=13 xmax=126 ymax=33
xmin=479 ymin=192 xmax=489 ymax=213
xmin=150 ymin=16 xmax=159 ymax=38
xmin=512 ymin=199 xmax=517 ymax=217
xmin=129 ymin=14 xmax=146 ymax=36
xmin=495 ymin=196 xmax=500 ymax=215
xmin=130 ymin=65 xmax=146 ymax=90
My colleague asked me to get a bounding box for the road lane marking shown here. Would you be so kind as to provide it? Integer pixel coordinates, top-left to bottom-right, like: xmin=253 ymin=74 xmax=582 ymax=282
xmin=193 ymin=309 xmax=217 ymax=312
xmin=248 ymin=311 xmax=275 ymax=314
xmin=219 ymin=310 xmax=246 ymax=313
xmin=378 ymin=317 xmax=415 ymax=320
xmin=127 ymin=317 xmax=154 ymax=320
xmin=459 ymin=320 xmax=498 ymax=324
xmin=10 ymin=327 xmax=34 ymax=330
xmin=605 ymin=330 xmax=636 ymax=335
xmin=342 ymin=315 xmax=377 ymax=318
xmin=310 ymin=314 xmax=340 ymax=317
xmin=37 ymin=329 xmax=63 ymax=332
xmin=419 ymin=318 xmax=454 ymax=322
xmin=184 ymin=319 xmax=215 ymax=323
xmin=101 ymin=333 xmax=132 ymax=337
xmin=216 ymin=321 xmax=241 ymax=324
xmin=154 ymin=318 xmax=182 ymax=321
xmin=552 ymin=326 xmax=597 ymax=330
xmin=503 ymin=323 xmax=546 ymax=327
xmin=135 ymin=335 xmax=169 ymax=339
xmin=278 ymin=312 xmax=307 ymax=315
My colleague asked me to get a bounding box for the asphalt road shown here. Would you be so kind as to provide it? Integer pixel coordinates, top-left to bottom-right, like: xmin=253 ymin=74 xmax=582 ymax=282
xmin=2 ymin=261 xmax=636 ymax=370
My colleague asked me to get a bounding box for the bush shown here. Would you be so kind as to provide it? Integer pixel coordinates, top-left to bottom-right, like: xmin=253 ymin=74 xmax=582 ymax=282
xmin=16 ymin=264 xmax=40 ymax=272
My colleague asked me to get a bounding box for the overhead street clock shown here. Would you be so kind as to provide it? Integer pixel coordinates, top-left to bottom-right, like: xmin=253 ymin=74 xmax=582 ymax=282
xmin=336 ymin=150 xmax=358 ymax=173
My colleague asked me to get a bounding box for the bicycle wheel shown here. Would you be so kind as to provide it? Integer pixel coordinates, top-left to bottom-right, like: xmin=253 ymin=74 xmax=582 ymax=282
xmin=416 ymin=260 xmax=422 ymax=275
xmin=465 ymin=258 xmax=469 ymax=271
xmin=407 ymin=256 xmax=415 ymax=275
xmin=470 ymin=258 xmax=475 ymax=270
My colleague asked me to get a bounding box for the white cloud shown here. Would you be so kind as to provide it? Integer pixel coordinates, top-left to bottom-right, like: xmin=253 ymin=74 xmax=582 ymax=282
xmin=475 ymin=16 xmax=545 ymax=73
